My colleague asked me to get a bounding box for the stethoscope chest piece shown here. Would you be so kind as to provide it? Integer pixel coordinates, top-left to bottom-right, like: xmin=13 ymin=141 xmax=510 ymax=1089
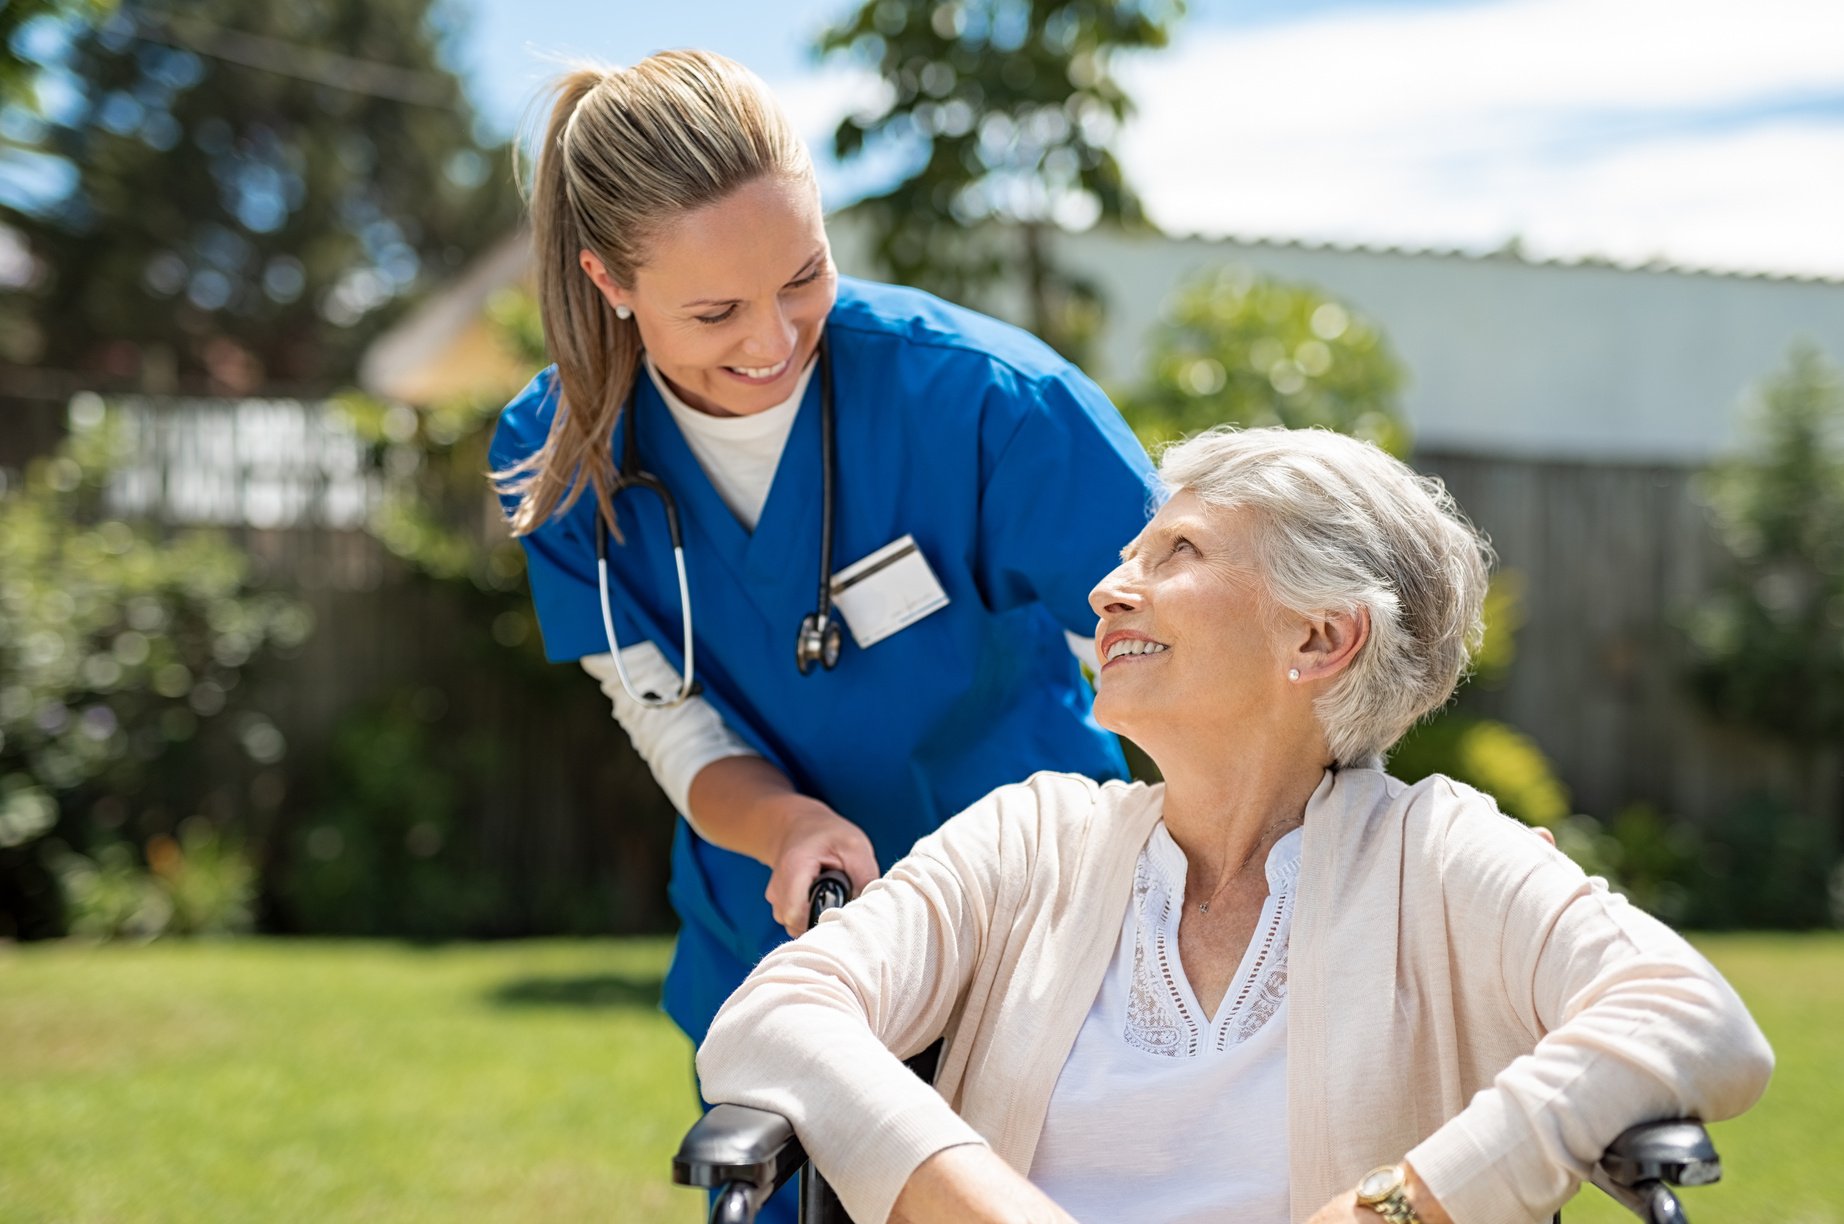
xmin=795 ymin=612 xmax=843 ymax=675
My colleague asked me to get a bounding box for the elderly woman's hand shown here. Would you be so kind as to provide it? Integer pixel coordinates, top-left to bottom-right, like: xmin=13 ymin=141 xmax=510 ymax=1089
xmin=1302 ymin=1162 xmax=1452 ymax=1224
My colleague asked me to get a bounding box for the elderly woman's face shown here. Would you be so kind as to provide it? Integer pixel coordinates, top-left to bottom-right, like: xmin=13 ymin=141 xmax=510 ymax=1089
xmin=1087 ymin=491 xmax=1289 ymax=743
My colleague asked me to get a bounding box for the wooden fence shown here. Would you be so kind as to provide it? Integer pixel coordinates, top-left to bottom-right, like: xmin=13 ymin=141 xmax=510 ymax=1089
xmin=1418 ymin=449 xmax=1837 ymax=828
xmin=237 ymin=527 xmax=680 ymax=935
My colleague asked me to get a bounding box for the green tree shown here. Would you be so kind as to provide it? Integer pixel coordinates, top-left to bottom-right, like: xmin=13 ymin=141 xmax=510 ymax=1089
xmin=1689 ymin=343 xmax=1844 ymax=749
xmin=1687 ymin=344 xmax=1844 ymax=903
xmin=819 ymin=0 xmax=1183 ymax=359
xmin=1 ymin=0 xmax=112 ymax=108
xmin=1121 ymin=266 xmax=1410 ymax=453
xmin=0 ymin=400 xmax=311 ymax=938
xmin=1 ymin=0 xmax=518 ymax=389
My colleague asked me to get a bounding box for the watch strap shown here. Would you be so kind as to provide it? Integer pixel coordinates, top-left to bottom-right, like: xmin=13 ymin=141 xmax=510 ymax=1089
xmin=1371 ymin=1191 xmax=1422 ymax=1224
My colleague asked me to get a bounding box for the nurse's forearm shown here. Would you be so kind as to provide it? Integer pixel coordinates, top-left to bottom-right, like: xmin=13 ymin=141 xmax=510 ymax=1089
xmin=686 ymin=756 xmax=823 ymax=864
xmin=687 ymin=756 xmax=880 ymax=935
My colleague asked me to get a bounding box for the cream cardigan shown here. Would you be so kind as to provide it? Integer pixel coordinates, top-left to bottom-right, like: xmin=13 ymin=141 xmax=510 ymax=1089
xmin=697 ymin=769 xmax=1773 ymax=1224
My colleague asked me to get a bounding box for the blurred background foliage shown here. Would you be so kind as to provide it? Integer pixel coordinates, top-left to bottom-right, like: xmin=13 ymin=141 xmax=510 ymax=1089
xmin=0 ymin=0 xmax=1837 ymax=941
xmin=0 ymin=0 xmax=112 ymax=108
xmin=334 ymin=288 xmax=540 ymax=594
xmin=821 ymin=0 xmax=1184 ymax=361
xmin=1118 ymin=265 xmax=1411 ymax=454
xmin=1680 ymin=343 xmax=1844 ymax=928
xmin=1689 ymin=344 xmax=1844 ymax=752
xmin=261 ymin=288 xmax=645 ymax=941
xmin=0 ymin=399 xmax=310 ymax=939
xmin=1385 ymin=360 xmax=1844 ymax=930
xmin=272 ymin=692 xmax=507 ymax=939
xmin=1 ymin=0 xmax=519 ymax=393
xmin=55 ymin=816 xmax=255 ymax=939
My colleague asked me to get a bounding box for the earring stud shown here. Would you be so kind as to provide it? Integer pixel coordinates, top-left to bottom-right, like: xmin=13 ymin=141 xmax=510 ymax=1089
xmin=615 ymin=304 xmax=633 ymax=320
xmin=1287 ymin=668 xmax=1301 ymax=682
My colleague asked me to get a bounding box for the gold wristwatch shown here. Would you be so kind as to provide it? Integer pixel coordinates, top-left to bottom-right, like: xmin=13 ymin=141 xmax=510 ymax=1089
xmin=1355 ymin=1164 xmax=1423 ymax=1224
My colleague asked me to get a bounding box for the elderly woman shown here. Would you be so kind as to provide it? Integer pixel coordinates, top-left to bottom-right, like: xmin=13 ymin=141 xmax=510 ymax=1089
xmin=697 ymin=426 xmax=1773 ymax=1224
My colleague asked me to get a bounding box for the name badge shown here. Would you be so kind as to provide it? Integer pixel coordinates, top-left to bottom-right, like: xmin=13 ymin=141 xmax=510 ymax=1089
xmin=830 ymin=534 xmax=950 ymax=650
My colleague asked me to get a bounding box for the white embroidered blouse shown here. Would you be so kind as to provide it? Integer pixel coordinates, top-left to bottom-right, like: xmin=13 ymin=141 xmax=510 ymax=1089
xmin=1028 ymin=822 xmax=1303 ymax=1222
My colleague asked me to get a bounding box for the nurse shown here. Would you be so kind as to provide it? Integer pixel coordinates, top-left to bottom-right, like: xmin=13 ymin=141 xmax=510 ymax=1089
xmin=491 ymin=47 xmax=1151 ymax=1100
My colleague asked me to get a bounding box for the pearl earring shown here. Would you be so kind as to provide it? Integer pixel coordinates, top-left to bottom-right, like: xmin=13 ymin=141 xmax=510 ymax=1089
xmin=615 ymin=304 xmax=633 ymax=320
xmin=1287 ymin=668 xmax=1301 ymax=682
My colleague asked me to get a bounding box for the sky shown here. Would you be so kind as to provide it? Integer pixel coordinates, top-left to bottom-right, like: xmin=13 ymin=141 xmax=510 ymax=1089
xmin=446 ymin=0 xmax=1844 ymax=280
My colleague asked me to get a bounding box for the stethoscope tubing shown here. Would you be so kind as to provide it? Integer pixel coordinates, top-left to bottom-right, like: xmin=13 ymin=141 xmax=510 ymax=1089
xmin=596 ymin=510 xmax=696 ymax=708
xmin=594 ymin=335 xmax=837 ymax=707
xmin=814 ymin=334 xmax=836 ymax=631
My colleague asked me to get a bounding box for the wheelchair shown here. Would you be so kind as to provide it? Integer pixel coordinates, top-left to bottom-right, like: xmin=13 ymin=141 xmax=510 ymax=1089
xmin=675 ymin=872 xmax=1724 ymax=1224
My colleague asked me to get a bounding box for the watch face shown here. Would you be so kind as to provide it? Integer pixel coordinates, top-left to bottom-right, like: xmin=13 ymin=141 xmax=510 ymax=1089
xmin=1358 ymin=1168 xmax=1398 ymax=1199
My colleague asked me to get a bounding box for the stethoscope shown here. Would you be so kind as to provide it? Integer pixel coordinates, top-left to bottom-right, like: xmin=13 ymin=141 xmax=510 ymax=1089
xmin=593 ymin=335 xmax=843 ymax=709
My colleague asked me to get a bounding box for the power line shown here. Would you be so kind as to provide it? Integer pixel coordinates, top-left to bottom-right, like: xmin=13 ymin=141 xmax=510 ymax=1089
xmin=130 ymin=12 xmax=459 ymax=109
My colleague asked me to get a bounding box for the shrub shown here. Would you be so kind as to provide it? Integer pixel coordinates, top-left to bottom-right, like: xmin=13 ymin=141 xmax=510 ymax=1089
xmin=0 ymin=400 xmax=308 ymax=938
xmin=1688 ymin=344 xmax=1844 ymax=749
xmin=1390 ymin=715 xmax=1570 ymax=830
xmin=272 ymin=693 xmax=509 ymax=938
xmin=50 ymin=818 xmax=254 ymax=941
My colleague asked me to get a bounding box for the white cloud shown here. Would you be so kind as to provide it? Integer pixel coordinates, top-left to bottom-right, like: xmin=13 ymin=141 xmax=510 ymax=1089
xmin=773 ymin=66 xmax=890 ymax=151
xmin=1115 ymin=0 xmax=1844 ymax=276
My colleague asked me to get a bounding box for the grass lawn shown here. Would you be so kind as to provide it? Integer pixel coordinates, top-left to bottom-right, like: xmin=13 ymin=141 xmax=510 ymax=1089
xmin=2 ymin=940 xmax=701 ymax=1224
xmin=1558 ymin=933 xmax=1844 ymax=1224
xmin=3 ymin=934 xmax=1839 ymax=1223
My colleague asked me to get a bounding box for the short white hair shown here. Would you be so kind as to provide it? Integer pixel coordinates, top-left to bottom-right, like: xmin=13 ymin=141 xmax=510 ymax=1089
xmin=1156 ymin=426 xmax=1493 ymax=767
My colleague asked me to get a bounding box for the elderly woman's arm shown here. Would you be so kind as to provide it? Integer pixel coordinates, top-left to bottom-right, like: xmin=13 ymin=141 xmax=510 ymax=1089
xmin=696 ymin=785 xmax=1066 ymax=1224
xmin=891 ymin=1147 xmax=1076 ymax=1224
xmin=1404 ymin=784 xmax=1774 ymax=1224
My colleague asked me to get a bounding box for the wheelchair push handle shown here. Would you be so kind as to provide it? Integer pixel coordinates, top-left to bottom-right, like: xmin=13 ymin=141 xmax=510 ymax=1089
xmin=1582 ymin=1118 xmax=1720 ymax=1224
xmin=674 ymin=870 xmax=858 ymax=1224
xmin=807 ymin=868 xmax=853 ymax=931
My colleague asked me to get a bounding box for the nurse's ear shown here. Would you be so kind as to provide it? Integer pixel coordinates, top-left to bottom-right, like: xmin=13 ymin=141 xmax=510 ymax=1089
xmin=578 ymin=249 xmax=634 ymax=318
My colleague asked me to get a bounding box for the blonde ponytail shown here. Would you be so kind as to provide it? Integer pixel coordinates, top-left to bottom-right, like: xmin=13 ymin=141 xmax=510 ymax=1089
xmin=494 ymin=51 xmax=814 ymax=537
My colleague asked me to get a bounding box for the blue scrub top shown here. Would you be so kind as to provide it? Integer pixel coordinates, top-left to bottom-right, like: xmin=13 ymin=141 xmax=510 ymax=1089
xmin=492 ymin=278 xmax=1156 ymax=1042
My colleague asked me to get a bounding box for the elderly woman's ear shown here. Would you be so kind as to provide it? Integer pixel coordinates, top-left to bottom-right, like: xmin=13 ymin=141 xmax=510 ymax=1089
xmin=1286 ymin=605 xmax=1370 ymax=685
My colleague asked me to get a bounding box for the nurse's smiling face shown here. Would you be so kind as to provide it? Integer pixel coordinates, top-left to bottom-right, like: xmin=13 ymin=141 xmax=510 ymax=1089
xmin=580 ymin=174 xmax=837 ymax=418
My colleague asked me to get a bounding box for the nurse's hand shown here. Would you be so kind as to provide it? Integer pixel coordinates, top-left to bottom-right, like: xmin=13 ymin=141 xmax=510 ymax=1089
xmin=684 ymin=756 xmax=880 ymax=937
xmin=764 ymin=798 xmax=878 ymax=936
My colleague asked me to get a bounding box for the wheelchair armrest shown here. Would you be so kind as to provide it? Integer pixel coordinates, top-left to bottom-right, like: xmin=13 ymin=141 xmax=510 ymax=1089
xmin=672 ymin=1103 xmax=808 ymax=1196
xmin=1597 ymin=1119 xmax=1721 ymax=1190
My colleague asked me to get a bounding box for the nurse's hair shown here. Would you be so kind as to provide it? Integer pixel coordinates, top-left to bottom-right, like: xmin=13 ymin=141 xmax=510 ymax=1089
xmin=496 ymin=50 xmax=814 ymax=537
xmin=1157 ymin=426 xmax=1493 ymax=768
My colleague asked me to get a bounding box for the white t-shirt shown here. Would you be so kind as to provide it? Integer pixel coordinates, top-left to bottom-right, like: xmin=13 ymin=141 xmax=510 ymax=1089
xmin=1030 ymin=822 xmax=1302 ymax=1223
xmin=645 ymin=354 xmax=812 ymax=532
